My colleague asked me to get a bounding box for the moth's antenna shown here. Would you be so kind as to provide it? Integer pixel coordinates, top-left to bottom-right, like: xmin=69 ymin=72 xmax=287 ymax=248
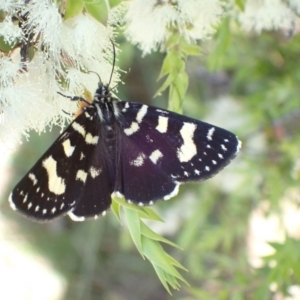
xmin=88 ymin=70 xmax=102 ymax=84
xmin=108 ymin=39 xmax=116 ymax=87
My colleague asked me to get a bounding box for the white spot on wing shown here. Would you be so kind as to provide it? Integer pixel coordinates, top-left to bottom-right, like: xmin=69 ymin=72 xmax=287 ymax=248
xmin=85 ymin=133 xmax=99 ymax=145
xmin=195 ymin=169 xmax=200 ymax=175
xmin=42 ymin=156 xmax=66 ymax=195
xmin=237 ymin=140 xmax=242 ymax=152
xmin=177 ymin=122 xmax=197 ymax=162
xmin=28 ymin=173 xmax=38 ymax=185
xmin=221 ymin=144 xmax=227 ymax=151
xmin=76 ymin=170 xmax=87 ymax=183
xmin=149 ymin=150 xmax=163 ymax=164
xmin=8 ymin=193 xmax=16 ymax=210
xmin=124 ymin=122 xmax=140 ymax=136
xmin=130 ymin=153 xmax=146 ymax=167
xmin=89 ymin=167 xmax=102 ymax=178
xmin=23 ymin=194 xmax=28 ymax=203
xmin=207 ymin=127 xmax=215 ymax=141
xmin=156 ymin=109 xmax=168 ymax=114
xmin=122 ymin=102 xmax=130 ymax=112
xmin=164 ymin=184 xmax=180 ymax=200
xmin=62 ymin=139 xmax=75 ymax=157
xmin=112 ymin=191 xmax=124 ymax=198
xmin=68 ymin=212 xmax=85 ymax=221
xmin=136 ymin=105 xmax=148 ymax=123
xmin=156 ymin=116 xmax=168 ymax=133
xmin=72 ymin=122 xmax=86 ymax=137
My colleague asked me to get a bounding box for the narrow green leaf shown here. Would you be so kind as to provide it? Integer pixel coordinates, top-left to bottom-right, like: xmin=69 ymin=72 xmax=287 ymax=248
xmin=142 ymin=237 xmax=184 ymax=279
xmin=158 ymin=50 xmax=181 ymax=79
xmin=124 ymin=207 xmax=143 ymax=257
xmin=168 ymin=70 xmax=189 ymax=113
xmin=165 ymin=253 xmax=188 ymax=271
xmin=158 ymin=52 xmax=173 ymax=80
xmin=113 ymin=197 xmax=158 ymax=220
xmin=111 ymin=198 xmax=121 ymax=221
xmin=140 ymin=222 xmax=181 ymax=249
xmin=154 ymin=72 xmax=176 ymax=97
xmin=141 ymin=207 xmax=164 ymax=222
xmin=181 ymin=44 xmax=201 ymax=56
xmin=65 ymin=0 xmax=83 ymax=20
xmin=174 ymin=70 xmax=189 ymax=100
xmin=165 ymin=33 xmax=180 ymax=49
xmin=152 ymin=264 xmax=172 ymax=294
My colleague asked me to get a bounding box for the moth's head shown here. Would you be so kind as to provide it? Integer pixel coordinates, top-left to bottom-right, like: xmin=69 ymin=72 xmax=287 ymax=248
xmin=95 ymin=83 xmax=110 ymax=97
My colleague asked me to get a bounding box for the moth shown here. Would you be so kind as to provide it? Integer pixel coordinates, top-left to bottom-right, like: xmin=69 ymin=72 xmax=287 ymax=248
xmin=9 ymin=78 xmax=241 ymax=222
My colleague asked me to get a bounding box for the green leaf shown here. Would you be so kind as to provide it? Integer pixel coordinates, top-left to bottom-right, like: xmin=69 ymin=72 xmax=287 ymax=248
xmin=65 ymin=0 xmax=83 ymax=20
xmin=141 ymin=207 xmax=164 ymax=222
xmin=158 ymin=52 xmax=174 ymax=80
xmin=165 ymin=33 xmax=180 ymax=49
xmin=124 ymin=207 xmax=143 ymax=257
xmin=140 ymin=222 xmax=181 ymax=249
xmin=152 ymin=264 xmax=172 ymax=294
xmin=0 ymin=36 xmax=17 ymax=52
xmin=154 ymin=71 xmax=176 ymax=97
xmin=168 ymin=70 xmax=189 ymax=113
xmin=84 ymin=0 xmax=108 ymax=24
xmin=181 ymin=44 xmax=201 ymax=56
xmin=111 ymin=197 xmax=121 ymax=221
xmin=113 ymin=197 xmax=160 ymax=220
xmin=142 ymin=237 xmax=185 ymax=280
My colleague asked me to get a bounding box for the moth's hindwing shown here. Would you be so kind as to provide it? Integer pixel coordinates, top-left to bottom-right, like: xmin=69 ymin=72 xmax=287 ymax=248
xmin=68 ymin=129 xmax=114 ymax=221
xmin=114 ymin=101 xmax=241 ymax=205
xmin=9 ymin=107 xmax=99 ymax=221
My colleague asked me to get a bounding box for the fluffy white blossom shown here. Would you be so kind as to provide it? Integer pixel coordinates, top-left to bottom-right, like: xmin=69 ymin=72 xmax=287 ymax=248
xmin=124 ymin=0 xmax=224 ymax=54
xmin=239 ymin=0 xmax=297 ymax=33
xmin=0 ymin=0 xmax=23 ymax=13
xmin=0 ymin=17 xmax=22 ymax=45
xmin=287 ymin=0 xmax=300 ymax=14
xmin=0 ymin=0 xmax=118 ymax=149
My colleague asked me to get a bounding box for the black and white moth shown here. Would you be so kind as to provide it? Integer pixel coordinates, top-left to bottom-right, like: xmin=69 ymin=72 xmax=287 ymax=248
xmin=9 ymin=82 xmax=241 ymax=222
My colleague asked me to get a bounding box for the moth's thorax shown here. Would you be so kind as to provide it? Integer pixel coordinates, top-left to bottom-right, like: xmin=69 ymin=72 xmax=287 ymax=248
xmin=92 ymin=83 xmax=120 ymax=124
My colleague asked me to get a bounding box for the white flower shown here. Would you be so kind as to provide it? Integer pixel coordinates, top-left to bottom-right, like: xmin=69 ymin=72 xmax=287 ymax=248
xmin=0 ymin=17 xmax=23 ymax=46
xmin=177 ymin=0 xmax=223 ymax=43
xmin=0 ymin=0 xmax=119 ymax=148
xmin=239 ymin=0 xmax=297 ymax=33
xmin=287 ymin=0 xmax=300 ymax=14
xmin=124 ymin=0 xmax=224 ymax=55
xmin=0 ymin=0 xmax=23 ymax=13
xmin=124 ymin=0 xmax=177 ymax=54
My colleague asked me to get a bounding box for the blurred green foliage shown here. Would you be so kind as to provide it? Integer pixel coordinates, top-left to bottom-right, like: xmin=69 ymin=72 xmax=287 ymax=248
xmin=2 ymin=11 xmax=300 ymax=300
